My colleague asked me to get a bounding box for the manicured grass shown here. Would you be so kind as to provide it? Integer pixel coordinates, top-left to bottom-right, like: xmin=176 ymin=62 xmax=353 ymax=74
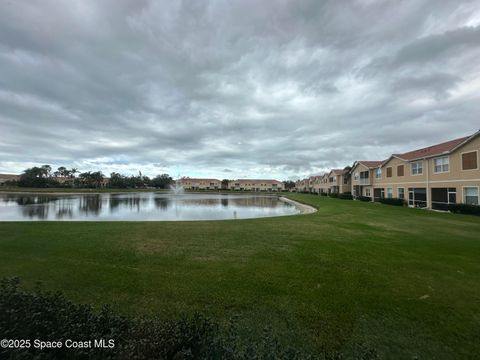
xmin=0 ymin=194 xmax=479 ymax=358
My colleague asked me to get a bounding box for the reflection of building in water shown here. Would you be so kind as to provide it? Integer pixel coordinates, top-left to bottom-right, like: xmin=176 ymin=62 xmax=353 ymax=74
xmin=228 ymin=179 xmax=284 ymax=192
xmin=178 ymin=178 xmax=221 ymax=190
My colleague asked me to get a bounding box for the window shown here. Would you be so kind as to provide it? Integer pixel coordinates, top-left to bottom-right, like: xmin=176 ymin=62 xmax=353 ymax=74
xmin=375 ymin=168 xmax=382 ymax=179
xmin=434 ymin=156 xmax=449 ymax=173
xmin=354 ymin=172 xmax=359 ymax=181
xmin=398 ymin=188 xmax=405 ymax=199
xmin=380 ymin=189 xmax=385 ymax=198
xmin=365 ymin=188 xmax=371 ymax=197
xmin=464 ymin=187 xmax=479 ymax=205
xmin=386 ymin=167 xmax=392 ymax=178
xmin=462 ymin=152 xmax=478 ymax=170
xmin=397 ymin=165 xmax=404 ymax=177
xmin=411 ymin=161 xmax=423 ymax=175
xmin=386 ymin=188 xmax=393 ymax=198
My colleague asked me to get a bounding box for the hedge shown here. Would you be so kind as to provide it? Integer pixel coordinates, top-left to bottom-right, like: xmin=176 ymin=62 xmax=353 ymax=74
xmin=448 ymin=203 xmax=480 ymax=216
xmin=329 ymin=193 xmax=338 ymax=198
xmin=0 ymin=278 xmax=377 ymax=360
xmin=338 ymin=193 xmax=353 ymax=200
xmin=379 ymin=198 xmax=405 ymax=206
xmin=357 ymin=196 xmax=372 ymax=202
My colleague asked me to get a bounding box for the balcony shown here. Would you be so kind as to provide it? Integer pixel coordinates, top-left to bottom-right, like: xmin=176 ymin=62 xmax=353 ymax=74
xmin=359 ymin=178 xmax=371 ymax=185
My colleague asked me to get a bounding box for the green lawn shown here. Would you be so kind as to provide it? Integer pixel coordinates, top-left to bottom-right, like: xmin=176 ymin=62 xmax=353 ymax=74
xmin=0 ymin=194 xmax=479 ymax=358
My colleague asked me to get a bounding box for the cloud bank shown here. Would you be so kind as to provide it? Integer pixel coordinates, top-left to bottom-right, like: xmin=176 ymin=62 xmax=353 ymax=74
xmin=1 ymin=0 xmax=480 ymax=179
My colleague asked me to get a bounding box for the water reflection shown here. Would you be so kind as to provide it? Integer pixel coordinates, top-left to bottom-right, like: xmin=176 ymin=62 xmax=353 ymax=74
xmin=0 ymin=193 xmax=299 ymax=221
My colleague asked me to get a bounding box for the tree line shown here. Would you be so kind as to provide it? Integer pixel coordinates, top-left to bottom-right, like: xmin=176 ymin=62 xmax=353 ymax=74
xmin=9 ymin=165 xmax=174 ymax=189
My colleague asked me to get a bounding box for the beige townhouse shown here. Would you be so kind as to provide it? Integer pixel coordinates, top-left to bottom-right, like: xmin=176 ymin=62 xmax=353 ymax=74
xmin=0 ymin=174 xmax=20 ymax=185
xmin=350 ymin=161 xmax=383 ymax=199
xmin=328 ymin=168 xmax=351 ymax=194
xmin=178 ymin=177 xmax=221 ymax=190
xmin=371 ymin=131 xmax=480 ymax=209
xmin=229 ymin=179 xmax=284 ymax=192
xmin=295 ymin=178 xmax=308 ymax=192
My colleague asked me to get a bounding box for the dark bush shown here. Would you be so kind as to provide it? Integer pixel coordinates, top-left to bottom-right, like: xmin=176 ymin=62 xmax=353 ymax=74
xmin=338 ymin=193 xmax=353 ymax=200
xmin=379 ymin=198 xmax=405 ymax=206
xmin=320 ymin=192 xmax=328 ymax=197
xmin=329 ymin=193 xmax=338 ymax=198
xmin=0 ymin=278 xmax=378 ymax=359
xmin=448 ymin=203 xmax=480 ymax=216
xmin=358 ymin=196 xmax=372 ymax=202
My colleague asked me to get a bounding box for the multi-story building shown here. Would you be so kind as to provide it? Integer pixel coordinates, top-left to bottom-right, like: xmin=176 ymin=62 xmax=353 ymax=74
xmin=178 ymin=177 xmax=221 ymax=190
xmin=369 ymin=131 xmax=480 ymax=209
xmin=328 ymin=168 xmax=351 ymax=194
xmin=228 ymin=179 xmax=284 ymax=192
xmin=0 ymin=174 xmax=20 ymax=185
xmin=350 ymin=161 xmax=383 ymax=199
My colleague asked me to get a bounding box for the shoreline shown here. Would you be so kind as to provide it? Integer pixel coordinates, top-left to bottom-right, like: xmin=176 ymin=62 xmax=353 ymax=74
xmin=279 ymin=196 xmax=317 ymax=214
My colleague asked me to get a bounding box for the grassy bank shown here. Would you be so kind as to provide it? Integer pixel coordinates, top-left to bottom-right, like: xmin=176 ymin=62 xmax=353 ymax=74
xmin=0 ymin=194 xmax=479 ymax=358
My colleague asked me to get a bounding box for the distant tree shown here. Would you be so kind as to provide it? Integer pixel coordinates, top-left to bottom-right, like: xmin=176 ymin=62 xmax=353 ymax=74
xmin=18 ymin=166 xmax=58 ymax=188
xmin=78 ymin=171 xmax=104 ymax=188
xmin=151 ymin=174 xmax=173 ymax=189
xmin=221 ymin=179 xmax=230 ymax=190
xmin=283 ymin=180 xmax=296 ymax=190
xmin=70 ymin=168 xmax=78 ymax=178
xmin=109 ymin=172 xmax=128 ymax=188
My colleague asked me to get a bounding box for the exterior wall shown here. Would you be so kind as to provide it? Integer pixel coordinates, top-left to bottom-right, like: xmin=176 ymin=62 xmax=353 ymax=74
xmin=228 ymin=180 xmax=284 ymax=192
xmin=371 ymin=135 xmax=480 ymax=208
xmin=180 ymin=178 xmax=221 ymax=190
xmin=351 ymin=163 xmax=373 ymax=198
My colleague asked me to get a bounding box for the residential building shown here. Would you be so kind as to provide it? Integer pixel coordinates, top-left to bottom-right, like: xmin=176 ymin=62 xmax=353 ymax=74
xmin=178 ymin=177 xmax=221 ymax=190
xmin=371 ymin=131 xmax=480 ymax=209
xmin=229 ymin=179 xmax=284 ymax=192
xmin=0 ymin=174 xmax=20 ymax=185
xmin=350 ymin=161 xmax=383 ymax=199
xmin=328 ymin=168 xmax=351 ymax=194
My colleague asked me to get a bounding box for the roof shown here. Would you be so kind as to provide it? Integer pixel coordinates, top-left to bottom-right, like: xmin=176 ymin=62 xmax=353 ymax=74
xmin=0 ymin=174 xmax=20 ymax=180
xmin=234 ymin=179 xmax=282 ymax=184
xmin=330 ymin=169 xmax=343 ymax=176
xmin=358 ymin=161 xmax=383 ymax=168
xmin=180 ymin=177 xmax=221 ymax=182
xmin=396 ymin=132 xmax=480 ymax=161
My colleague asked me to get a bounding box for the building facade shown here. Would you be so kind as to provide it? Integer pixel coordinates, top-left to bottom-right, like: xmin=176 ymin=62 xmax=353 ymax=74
xmin=228 ymin=179 xmax=284 ymax=192
xmin=350 ymin=131 xmax=480 ymax=209
xmin=178 ymin=177 xmax=221 ymax=190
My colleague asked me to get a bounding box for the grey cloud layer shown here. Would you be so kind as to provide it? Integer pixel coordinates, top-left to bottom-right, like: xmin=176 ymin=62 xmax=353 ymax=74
xmin=1 ymin=0 xmax=480 ymax=179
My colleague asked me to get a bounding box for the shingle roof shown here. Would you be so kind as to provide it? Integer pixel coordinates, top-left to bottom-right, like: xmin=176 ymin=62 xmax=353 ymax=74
xmin=397 ymin=136 xmax=471 ymax=161
xmin=358 ymin=161 xmax=383 ymax=168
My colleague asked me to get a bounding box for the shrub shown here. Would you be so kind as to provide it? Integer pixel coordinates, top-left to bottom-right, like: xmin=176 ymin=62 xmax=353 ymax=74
xmin=320 ymin=192 xmax=328 ymax=197
xmin=0 ymin=278 xmax=378 ymax=359
xmin=358 ymin=196 xmax=372 ymax=202
xmin=338 ymin=193 xmax=353 ymax=200
xmin=379 ymin=198 xmax=405 ymax=206
xmin=329 ymin=193 xmax=338 ymax=198
xmin=448 ymin=203 xmax=480 ymax=216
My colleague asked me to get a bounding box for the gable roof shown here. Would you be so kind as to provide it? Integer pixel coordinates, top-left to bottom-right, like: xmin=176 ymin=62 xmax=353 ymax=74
xmin=358 ymin=161 xmax=383 ymax=168
xmin=381 ymin=130 xmax=480 ymax=165
xmin=397 ymin=136 xmax=471 ymax=161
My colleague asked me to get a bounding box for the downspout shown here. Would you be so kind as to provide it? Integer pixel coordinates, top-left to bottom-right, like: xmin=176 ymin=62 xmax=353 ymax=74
xmin=426 ymin=158 xmax=430 ymax=209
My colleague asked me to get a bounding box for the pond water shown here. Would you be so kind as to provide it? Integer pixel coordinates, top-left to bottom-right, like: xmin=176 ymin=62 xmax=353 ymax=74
xmin=0 ymin=193 xmax=301 ymax=221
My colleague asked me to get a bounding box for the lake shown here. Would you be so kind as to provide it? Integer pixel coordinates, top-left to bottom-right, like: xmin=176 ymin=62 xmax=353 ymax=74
xmin=0 ymin=192 xmax=301 ymax=221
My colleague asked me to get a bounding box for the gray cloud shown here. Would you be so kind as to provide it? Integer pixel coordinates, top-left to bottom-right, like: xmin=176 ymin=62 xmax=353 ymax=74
xmin=1 ymin=0 xmax=480 ymax=180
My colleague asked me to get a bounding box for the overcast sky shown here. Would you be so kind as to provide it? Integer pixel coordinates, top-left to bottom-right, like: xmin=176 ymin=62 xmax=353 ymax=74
xmin=1 ymin=0 xmax=480 ymax=180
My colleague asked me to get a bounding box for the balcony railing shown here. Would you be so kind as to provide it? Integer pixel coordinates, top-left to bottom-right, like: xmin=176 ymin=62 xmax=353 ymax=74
xmin=359 ymin=178 xmax=370 ymax=185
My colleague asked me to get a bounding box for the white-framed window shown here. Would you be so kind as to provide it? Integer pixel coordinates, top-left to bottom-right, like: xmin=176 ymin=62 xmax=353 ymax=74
xmin=434 ymin=156 xmax=449 ymax=173
xmin=464 ymin=187 xmax=479 ymax=205
xmin=387 ymin=187 xmax=393 ymax=198
xmin=375 ymin=168 xmax=382 ymax=179
xmin=398 ymin=188 xmax=405 ymax=199
xmin=365 ymin=188 xmax=371 ymax=197
xmin=411 ymin=161 xmax=423 ymax=175
xmin=354 ymin=172 xmax=359 ymax=181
